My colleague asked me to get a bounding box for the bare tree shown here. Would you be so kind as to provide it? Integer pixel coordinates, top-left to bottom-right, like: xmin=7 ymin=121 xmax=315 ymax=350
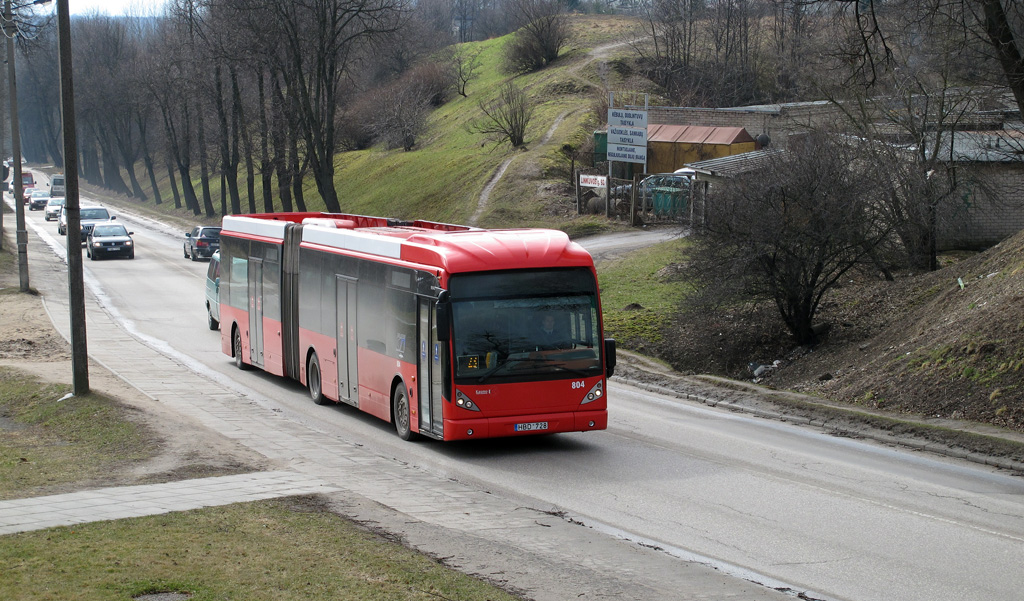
xmin=688 ymin=134 xmax=890 ymax=345
xmin=223 ymin=0 xmax=408 ymax=213
xmin=502 ymin=0 xmax=571 ymax=74
xmin=820 ymin=6 xmax=1006 ymax=271
xmin=810 ymin=1 xmax=1024 ymax=116
xmin=473 ymin=81 xmax=534 ymax=148
xmin=372 ymin=81 xmax=431 ymax=151
xmin=450 ymin=45 xmax=483 ymax=97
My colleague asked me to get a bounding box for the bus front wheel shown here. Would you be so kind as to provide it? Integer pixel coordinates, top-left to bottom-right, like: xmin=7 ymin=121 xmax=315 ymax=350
xmin=308 ymin=353 xmax=327 ymax=405
xmin=392 ymin=382 xmax=413 ymax=441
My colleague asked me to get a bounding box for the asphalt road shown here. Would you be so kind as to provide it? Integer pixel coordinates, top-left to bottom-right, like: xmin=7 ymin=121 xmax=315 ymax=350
xmin=10 ymin=175 xmax=1024 ymax=601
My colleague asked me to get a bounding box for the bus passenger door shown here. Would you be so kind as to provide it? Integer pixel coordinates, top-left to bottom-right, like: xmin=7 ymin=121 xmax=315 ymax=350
xmin=417 ymin=299 xmax=444 ymax=438
xmin=248 ymin=259 xmax=264 ymax=368
xmin=336 ymin=277 xmax=358 ymax=406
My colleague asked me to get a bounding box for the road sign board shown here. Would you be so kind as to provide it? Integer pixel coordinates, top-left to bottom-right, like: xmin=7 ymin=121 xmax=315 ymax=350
xmin=607 ymin=144 xmax=647 ymax=164
xmin=608 ymin=108 xmax=648 ymax=129
xmin=608 ymin=125 xmax=647 ymax=147
xmin=579 ymin=174 xmax=607 ymax=188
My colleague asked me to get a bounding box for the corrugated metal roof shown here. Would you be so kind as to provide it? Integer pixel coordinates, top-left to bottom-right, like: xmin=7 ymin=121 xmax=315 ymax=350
xmin=685 ymin=149 xmax=785 ymax=177
xmin=928 ymin=130 xmax=1024 ymax=162
xmin=647 ymin=124 xmax=755 ymax=145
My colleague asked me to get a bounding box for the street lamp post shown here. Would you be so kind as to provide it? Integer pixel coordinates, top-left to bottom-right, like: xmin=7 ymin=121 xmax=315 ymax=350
xmin=55 ymin=0 xmax=87 ymax=394
xmin=4 ymin=0 xmax=28 ymax=292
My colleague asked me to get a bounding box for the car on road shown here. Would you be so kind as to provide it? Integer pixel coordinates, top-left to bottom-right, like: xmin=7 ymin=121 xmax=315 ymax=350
xmin=60 ymin=205 xmax=116 ymax=241
xmin=28 ymin=190 xmax=50 ymax=211
xmin=205 ymin=251 xmax=221 ymax=330
xmin=86 ymin=223 xmax=134 ymax=260
xmin=184 ymin=226 xmax=221 ymax=261
xmin=49 ymin=173 xmax=66 ymax=197
xmin=44 ymin=196 xmax=65 ymax=221
xmin=19 ymin=172 xmax=35 ymax=203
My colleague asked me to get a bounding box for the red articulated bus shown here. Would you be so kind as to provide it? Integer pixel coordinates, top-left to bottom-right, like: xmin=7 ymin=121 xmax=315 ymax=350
xmin=218 ymin=212 xmax=615 ymax=441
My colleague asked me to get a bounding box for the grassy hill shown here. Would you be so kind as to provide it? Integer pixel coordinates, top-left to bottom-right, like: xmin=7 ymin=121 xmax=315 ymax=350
xmin=103 ymin=15 xmax=640 ymax=234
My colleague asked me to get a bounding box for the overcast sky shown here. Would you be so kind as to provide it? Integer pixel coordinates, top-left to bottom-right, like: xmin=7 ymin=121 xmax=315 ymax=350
xmin=68 ymin=0 xmax=165 ymax=16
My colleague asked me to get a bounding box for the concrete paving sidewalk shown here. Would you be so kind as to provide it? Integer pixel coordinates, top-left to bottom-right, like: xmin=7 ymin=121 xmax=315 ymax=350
xmin=0 ymin=471 xmax=338 ymax=535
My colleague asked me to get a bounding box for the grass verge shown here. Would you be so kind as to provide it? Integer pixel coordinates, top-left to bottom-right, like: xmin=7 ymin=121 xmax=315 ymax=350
xmin=0 ymin=496 xmax=522 ymax=601
xmin=0 ymin=367 xmax=155 ymax=500
xmin=0 ymin=373 xmax=520 ymax=600
xmin=597 ymin=237 xmax=690 ymax=346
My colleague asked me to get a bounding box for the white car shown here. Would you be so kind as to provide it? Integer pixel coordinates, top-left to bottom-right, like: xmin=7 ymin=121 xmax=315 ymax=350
xmin=44 ymin=196 xmax=65 ymax=221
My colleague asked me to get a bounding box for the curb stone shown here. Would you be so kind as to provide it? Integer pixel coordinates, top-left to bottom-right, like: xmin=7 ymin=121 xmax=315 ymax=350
xmin=612 ymin=374 xmax=1024 ymax=474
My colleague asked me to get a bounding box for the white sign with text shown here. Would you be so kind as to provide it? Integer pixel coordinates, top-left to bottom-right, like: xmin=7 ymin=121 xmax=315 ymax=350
xmin=607 ymin=144 xmax=647 ymax=164
xmin=579 ymin=174 xmax=607 ymax=188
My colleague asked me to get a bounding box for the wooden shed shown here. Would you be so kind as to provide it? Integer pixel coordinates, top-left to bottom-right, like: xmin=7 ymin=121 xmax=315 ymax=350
xmin=646 ymin=125 xmax=757 ymax=174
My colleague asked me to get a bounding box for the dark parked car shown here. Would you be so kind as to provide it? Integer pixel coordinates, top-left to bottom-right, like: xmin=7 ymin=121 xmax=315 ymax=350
xmin=86 ymin=223 xmax=135 ymax=260
xmin=28 ymin=190 xmax=50 ymax=211
xmin=184 ymin=226 xmax=221 ymax=261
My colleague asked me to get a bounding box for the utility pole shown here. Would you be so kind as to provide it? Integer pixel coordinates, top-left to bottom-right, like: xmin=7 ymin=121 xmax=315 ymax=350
xmin=5 ymin=0 xmax=28 ymax=291
xmin=56 ymin=0 xmax=87 ymax=394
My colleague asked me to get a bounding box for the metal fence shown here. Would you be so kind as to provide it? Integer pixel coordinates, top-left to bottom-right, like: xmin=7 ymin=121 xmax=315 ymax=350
xmin=577 ymin=171 xmax=694 ymax=225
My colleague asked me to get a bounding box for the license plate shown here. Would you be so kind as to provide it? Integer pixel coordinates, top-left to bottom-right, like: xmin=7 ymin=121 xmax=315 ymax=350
xmin=515 ymin=421 xmax=548 ymax=432
xmin=105 ymin=247 xmax=120 ymax=251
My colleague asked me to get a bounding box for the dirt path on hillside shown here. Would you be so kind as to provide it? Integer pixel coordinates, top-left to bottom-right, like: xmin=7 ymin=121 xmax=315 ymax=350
xmin=468 ymin=39 xmax=633 ymax=227
xmin=469 ymin=109 xmax=573 ymax=226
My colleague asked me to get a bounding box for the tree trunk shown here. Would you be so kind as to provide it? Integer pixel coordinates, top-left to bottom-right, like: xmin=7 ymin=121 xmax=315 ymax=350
xmin=178 ymin=163 xmax=202 ymax=216
xmin=167 ymin=159 xmax=181 ymax=210
xmin=257 ymin=69 xmax=274 ymax=213
xmin=145 ymin=152 xmax=161 ymax=205
xmin=982 ymin=0 xmax=1024 ymax=117
xmin=271 ymin=74 xmax=293 ymax=213
xmin=289 ymin=121 xmax=306 ymax=212
xmin=196 ymin=109 xmax=216 ymax=217
xmin=236 ymin=70 xmax=258 ymax=213
xmin=99 ymin=138 xmax=130 ymax=196
xmin=81 ymin=142 xmax=102 ymax=184
xmin=138 ymin=115 xmax=161 ymax=205
xmin=214 ymin=65 xmax=242 ymax=215
xmin=220 ymin=171 xmax=227 ymax=216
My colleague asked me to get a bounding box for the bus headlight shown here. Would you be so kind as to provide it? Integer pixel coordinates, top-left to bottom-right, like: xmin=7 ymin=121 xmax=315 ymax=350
xmin=455 ymin=390 xmax=481 ymax=412
xmin=580 ymin=381 xmax=603 ymax=404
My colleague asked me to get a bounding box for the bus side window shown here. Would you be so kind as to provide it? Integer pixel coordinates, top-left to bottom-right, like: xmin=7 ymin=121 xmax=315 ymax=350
xmin=229 ymin=257 xmax=248 ymax=308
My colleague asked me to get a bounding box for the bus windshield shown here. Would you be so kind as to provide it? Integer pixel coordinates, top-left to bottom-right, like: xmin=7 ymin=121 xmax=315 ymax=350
xmin=449 ymin=269 xmax=602 ymax=383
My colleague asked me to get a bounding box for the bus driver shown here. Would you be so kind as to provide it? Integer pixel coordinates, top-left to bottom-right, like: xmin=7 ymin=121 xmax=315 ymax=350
xmin=536 ymin=313 xmax=570 ymax=350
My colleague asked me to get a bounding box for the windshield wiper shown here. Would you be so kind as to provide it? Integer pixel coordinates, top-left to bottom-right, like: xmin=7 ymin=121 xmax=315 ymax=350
xmin=548 ymin=363 xmax=591 ymax=377
xmin=476 ymin=358 xmax=543 ymax=383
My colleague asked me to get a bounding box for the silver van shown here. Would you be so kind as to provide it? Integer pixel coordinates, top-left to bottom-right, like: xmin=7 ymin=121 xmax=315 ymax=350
xmin=205 ymin=251 xmax=221 ymax=330
xmin=50 ymin=174 xmax=66 ymax=197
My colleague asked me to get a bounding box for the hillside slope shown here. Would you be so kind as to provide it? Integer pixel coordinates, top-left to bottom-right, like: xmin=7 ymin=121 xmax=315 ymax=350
xmin=742 ymin=229 xmax=1024 ymax=432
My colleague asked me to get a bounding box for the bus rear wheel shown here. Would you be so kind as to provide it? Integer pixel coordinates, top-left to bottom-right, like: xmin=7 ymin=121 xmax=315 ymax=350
xmin=232 ymin=328 xmax=248 ymax=370
xmin=308 ymin=353 xmax=327 ymax=405
xmin=392 ymin=382 xmax=413 ymax=441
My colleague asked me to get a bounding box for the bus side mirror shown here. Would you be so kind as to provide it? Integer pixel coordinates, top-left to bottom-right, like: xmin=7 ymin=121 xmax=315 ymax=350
xmin=604 ymin=338 xmax=616 ymax=378
xmin=436 ymin=290 xmax=451 ymax=342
